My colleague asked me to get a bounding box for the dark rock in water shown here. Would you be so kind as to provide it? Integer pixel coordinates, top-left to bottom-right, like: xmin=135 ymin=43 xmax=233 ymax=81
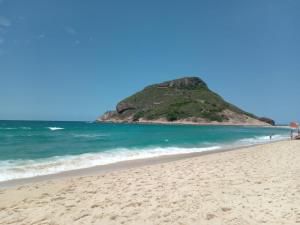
xmin=259 ymin=117 xmax=275 ymax=126
xmin=97 ymin=76 xmax=274 ymax=126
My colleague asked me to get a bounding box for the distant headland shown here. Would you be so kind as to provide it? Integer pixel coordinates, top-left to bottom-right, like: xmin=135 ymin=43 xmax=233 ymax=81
xmin=97 ymin=77 xmax=275 ymax=126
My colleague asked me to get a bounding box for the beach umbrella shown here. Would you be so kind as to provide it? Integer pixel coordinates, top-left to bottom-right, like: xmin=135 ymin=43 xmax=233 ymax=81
xmin=290 ymin=122 xmax=299 ymax=139
xmin=290 ymin=122 xmax=299 ymax=129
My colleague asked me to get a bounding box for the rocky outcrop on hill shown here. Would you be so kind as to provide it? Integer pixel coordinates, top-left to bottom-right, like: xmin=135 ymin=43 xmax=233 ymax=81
xmin=259 ymin=117 xmax=275 ymax=126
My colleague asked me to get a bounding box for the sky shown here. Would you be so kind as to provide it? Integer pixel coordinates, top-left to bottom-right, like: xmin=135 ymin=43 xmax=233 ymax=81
xmin=0 ymin=0 xmax=299 ymax=124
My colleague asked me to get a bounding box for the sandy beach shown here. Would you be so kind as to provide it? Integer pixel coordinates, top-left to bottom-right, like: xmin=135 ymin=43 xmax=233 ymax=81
xmin=0 ymin=140 xmax=299 ymax=225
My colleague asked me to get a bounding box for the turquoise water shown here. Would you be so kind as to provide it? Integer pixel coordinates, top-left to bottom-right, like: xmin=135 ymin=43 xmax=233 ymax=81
xmin=0 ymin=120 xmax=289 ymax=181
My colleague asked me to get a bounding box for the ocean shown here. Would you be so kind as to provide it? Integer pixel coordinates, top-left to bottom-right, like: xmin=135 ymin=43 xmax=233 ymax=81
xmin=0 ymin=120 xmax=290 ymax=182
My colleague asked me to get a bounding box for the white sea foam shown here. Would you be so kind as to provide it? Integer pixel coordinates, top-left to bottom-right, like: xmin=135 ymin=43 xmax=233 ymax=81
xmin=0 ymin=145 xmax=220 ymax=182
xmin=20 ymin=127 xmax=32 ymax=130
xmin=0 ymin=127 xmax=31 ymax=130
xmin=48 ymin=127 xmax=64 ymax=131
xmin=0 ymin=134 xmax=289 ymax=182
xmin=237 ymin=134 xmax=288 ymax=145
xmin=72 ymin=134 xmax=109 ymax=138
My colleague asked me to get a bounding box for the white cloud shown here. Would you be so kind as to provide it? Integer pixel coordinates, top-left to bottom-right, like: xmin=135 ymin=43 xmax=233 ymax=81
xmin=37 ymin=33 xmax=46 ymax=39
xmin=0 ymin=16 xmax=11 ymax=27
xmin=65 ymin=26 xmax=77 ymax=35
xmin=71 ymin=40 xmax=80 ymax=47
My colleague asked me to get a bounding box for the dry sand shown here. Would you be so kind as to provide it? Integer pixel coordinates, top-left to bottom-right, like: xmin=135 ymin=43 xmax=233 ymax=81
xmin=0 ymin=141 xmax=299 ymax=225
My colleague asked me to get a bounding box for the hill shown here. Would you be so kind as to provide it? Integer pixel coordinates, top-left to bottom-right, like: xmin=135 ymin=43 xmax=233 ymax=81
xmin=97 ymin=77 xmax=274 ymax=126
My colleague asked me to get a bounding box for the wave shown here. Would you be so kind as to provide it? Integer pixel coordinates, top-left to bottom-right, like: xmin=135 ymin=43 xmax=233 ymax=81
xmin=0 ymin=127 xmax=31 ymax=130
xmin=48 ymin=127 xmax=64 ymax=131
xmin=20 ymin=127 xmax=32 ymax=130
xmin=0 ymin=133 xmax=289 ymax=182
xmin=72 ymin=134 xmax=110 ymax=138
xmin=0 ymin=145 xmax=220 ymax=182
xmin=0 ymin=127 xmax=17 ymax=130
xmin=237 ymin=134 xmax=288 ymax=145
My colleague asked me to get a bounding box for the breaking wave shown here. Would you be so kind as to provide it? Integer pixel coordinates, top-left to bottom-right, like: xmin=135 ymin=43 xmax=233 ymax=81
xmin=48 ymin=127 xmax=64 ymax=131
xmin=0 ymin=145 xmax=220 ymax=182
xmin=0 ymin=131 xmax=289 ymax=182
xmin=0 ymin=127 xmax=31 ymax=130
xmin=237 ymin=134 xmax=288 ymax=145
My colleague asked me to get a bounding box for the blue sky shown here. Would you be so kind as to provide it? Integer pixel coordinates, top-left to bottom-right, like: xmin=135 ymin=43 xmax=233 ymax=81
xmin=0 ymin=0 xmax=299 ymax=123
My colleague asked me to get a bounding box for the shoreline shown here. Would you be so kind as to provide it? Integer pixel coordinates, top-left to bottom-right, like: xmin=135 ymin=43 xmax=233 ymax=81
xmin=1 ymin=139 xmax=299 ymax=224
xmin=96 ymin=120 xmax=274 ymax=127
xmin=0 ymin=139 xmax=287 ymax=189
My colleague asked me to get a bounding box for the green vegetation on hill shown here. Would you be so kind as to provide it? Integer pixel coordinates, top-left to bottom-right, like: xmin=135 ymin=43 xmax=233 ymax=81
xmin=99 ymin=77 xmax=274 ymax=125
